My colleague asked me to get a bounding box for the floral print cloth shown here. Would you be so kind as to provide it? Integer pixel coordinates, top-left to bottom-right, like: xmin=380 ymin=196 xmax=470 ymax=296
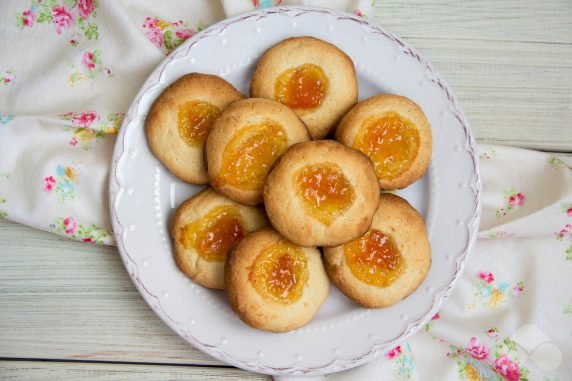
xmin=328 ymin=149 xmax=572 ymax=381
xmin=0 ymin=1 xmax=570 ymax=379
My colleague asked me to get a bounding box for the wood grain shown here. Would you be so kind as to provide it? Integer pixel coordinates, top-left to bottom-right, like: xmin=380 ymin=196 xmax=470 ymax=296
xmin=0 ymin=219 xmax=218 ymax=366
xmin=0 ymin=361 xmax=269 ymax=381
xmin=374 ymin=0 xmax=572 ymax=151
xmin=1 ymin=1 xmax=571 ymax=379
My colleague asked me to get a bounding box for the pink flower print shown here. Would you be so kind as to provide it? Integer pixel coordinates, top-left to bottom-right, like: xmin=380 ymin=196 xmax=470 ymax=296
xmin=509 ymin=192 xmax=525 ymax=207
xmin=175 ymin=28 xmax=194 ymax=40
xmin=52 ymin=6 xmax=74 ymax=35
xmin=465 ymin=337 xmax=490 ymax=360
xmin=512 ymin=285 xmax=524 ymax=296
xmin=385 ymin=345 xmax=401 ymax=360
xmin=146 ymin=28 xmax=164 ymax=48
xmin=487 ymin=328 xmax=498 ymax=338
xmin=143 ymin=17 xmax=158 ymax=29
xmin=77 ymin=0 xmax=95 ymax=20
xmin=354 ymin=9 xmax=363 ymax=17
xmin=43 ymin=176 xmax=56 ymax=192
xmin=70 ymin=33 xmax=79 ymax=46
xmin=72 ymin=111 xmax=99 ymax=128
xmin=83 ymin=237 xmax=94 ymax=243
xmin=3 ymin=70 xmax=15 ymax=85
xmin=478 ymin=271 xmax=494 ymax=284
xmin=69 ymin=137 xmax=78 ymax=146
xmin=567 ymin=207 xmax=572 ymax=217
xmin=63 ymin=217 xmax=78 ymax=234
xmin=431 ymin=312 xmax=440 ymax=320
xmin=82 ymin=51 xmax=96 ymax=70
xmin=494 ymin=354 xmax=520 ymax=381
xmin=103 ymin=67 xmax=112 ymax=76
xmin=22 ymin=10 xmax=37 ymax=27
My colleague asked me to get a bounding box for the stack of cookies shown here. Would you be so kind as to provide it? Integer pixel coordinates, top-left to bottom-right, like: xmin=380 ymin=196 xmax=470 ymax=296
xmin=145 ymin=36 xmax=432 ymax=333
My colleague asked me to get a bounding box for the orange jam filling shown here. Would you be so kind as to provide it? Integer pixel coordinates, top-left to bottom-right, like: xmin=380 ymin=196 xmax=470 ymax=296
xmin=296 ymin=163 xmax=354 ymax=226
xmin=274 ymin=64 xmax=329 ymax=109
xmin=250 ymin=242 xmax=308 ymax=304
xmin=353 ymin=113 xmax=420 ymax=181
xmin=218 ymin=121 xmax=287 ymax=190
xmin=177 ymin=101 xmax=221 ymax=146
xmin=344 ymin=229 xmax=404 ymax=287
xmin=179 ymin=205 xmax=244 ymax=262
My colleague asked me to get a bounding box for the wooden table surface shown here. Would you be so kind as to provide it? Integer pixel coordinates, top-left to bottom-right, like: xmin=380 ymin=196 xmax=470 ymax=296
xmin=1 ymin=1 xmax=571 ymax=379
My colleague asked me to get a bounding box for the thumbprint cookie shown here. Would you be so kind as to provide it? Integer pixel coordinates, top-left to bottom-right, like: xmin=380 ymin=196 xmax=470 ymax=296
xmin=336 ymin=94 xmax=432 ymax=190
xmin=206 ymin=98 xmax=311 ymax=206
xmin=146 ymin=73 xmax=243 ymax=184
xmin=264 ymin=140 xmax=379 ymax=247
xmin=250 ymin=36 xmax=358 ymax=139
xmin=323 ymin=193 xmax=431 ymax=308
xmin=225 ymin=227 xmax=329 ymax=332
xmin=171 ymin=187 xmax=267 ymax=289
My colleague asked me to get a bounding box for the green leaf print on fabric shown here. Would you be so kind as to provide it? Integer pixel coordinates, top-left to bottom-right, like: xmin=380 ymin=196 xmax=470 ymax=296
xmin=68 ymin=49 xmax=112 ymax=87
xmin=466 ymin=272 xmax=524 ymax=310
xmin=448 ymin=332 xmax=531 ymax=381
xmin=43 ymin=165 xmax=80 ymax=202
xmin=479 ymin=147 xmax=497 ymax=160
xmin=488 ymin=230 xmax=516 ymax=239
xmin=424 ymin=312 xmax=440 ymax=331
xmin=82 ymin=22 xmax=99 ymax=40
xmin=16 ymin=0 xmax=99 ymax=45
xmin=60 ymin=111 xmax=122 ymax=149
xmin=51 ymin=216 xmax=110 ymax=244
xmin=555 ymin=204 xmax=572 ymax=260
xmin=548 ymin=156 xmax=570 ymax=171
xmin=385 ymin=343 xmax=416 ymax=379
xmin=141 ymin=17 xmax=201 ymax=55
xmin=496 ymin=188 xmax=526 ymax=217
xmin=64 ymin=0 xmax=78 ymax=9
xmin=0 ymin=198 xmax=7 ymax=219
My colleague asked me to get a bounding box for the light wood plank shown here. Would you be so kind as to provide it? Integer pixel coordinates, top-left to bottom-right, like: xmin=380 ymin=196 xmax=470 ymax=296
xmin=0 ymin=219 xmax=219 ymax=365
xmin=1 ymin=2 xmax=571 ymax=377
xmin=0 ymin=361 xmax=268 ymax=381
xmin=375 ymin=0 xmax=571 ymax=43
xmin=372 ymin=0 xmax=572 ymax=151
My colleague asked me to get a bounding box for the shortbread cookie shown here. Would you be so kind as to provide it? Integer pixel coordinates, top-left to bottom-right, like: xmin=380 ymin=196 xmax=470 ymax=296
xmin=171 ymin=187 xmax=267 ymax=289
xmin=225 ymin=227 xmax=329 ymax=332
xmin=336 ymin=94 xmax=432 ymax=190
xmin=264 ymin=140 xmax=379 ymax=247
xmin=146 ymin=73 xmax=243 ymax=184
xmin=206 ymin=98 xmax=311 ymax=205
xmin=323 ymin=193 xmax=431 ymax=308
xmin=250 ymin=36 xmax=358 ymax=139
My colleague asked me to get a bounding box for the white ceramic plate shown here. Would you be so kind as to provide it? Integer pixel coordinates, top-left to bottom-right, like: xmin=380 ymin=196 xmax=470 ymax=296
xmin=109 ymin=6 xmax=481 ymax=377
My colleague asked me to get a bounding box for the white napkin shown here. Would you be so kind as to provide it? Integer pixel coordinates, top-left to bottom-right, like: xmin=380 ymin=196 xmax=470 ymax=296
xmin=1 ymin=1 xmax=570 ymax=378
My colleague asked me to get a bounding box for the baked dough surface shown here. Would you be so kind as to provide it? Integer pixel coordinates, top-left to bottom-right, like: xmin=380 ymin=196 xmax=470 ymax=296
xmin=206 ymin=97 xmax=310 ymax=205
xmin=251 ymin=36 xmax=358 ymax=139
xmin=171 ymin=187 xmax=267 ymax=289
xmin=336 ymin=94 xmax=432 ymax=190
xmin=225 ymin=227 xmax=329 ymax=332
xmin=264 ymin=140 xmax=380 ymax=247
xmin=323 ymin=193 xmax=431 ymax=308
xmin=146 ymin=73 xmax=243 ymax=184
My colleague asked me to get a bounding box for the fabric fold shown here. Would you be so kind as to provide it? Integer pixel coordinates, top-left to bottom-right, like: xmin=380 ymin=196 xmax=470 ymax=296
xmin=1 ymin=1 xmax=570 ymax=379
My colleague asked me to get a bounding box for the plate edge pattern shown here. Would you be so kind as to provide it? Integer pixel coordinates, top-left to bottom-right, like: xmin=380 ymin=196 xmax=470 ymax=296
xmin=108 ymin=6 xmax=482 ymax=376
